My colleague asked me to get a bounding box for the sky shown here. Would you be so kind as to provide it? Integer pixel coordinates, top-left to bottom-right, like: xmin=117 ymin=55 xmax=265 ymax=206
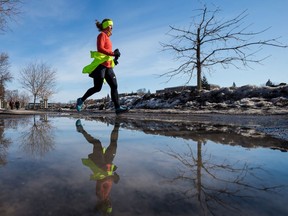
xmin=1 ymin=0 xmax=288 ymax=103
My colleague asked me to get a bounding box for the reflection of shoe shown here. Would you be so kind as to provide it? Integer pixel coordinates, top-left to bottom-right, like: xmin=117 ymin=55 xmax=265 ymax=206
xmin=76 ymin=119 xmax=82 ymax=126
xmin=76 ymin=98 xmax=83 ymax=112
xmin=75 ymin=119 xmax=83 ymax=132
xmin=115 ymin=106 xmax=129 ymax=115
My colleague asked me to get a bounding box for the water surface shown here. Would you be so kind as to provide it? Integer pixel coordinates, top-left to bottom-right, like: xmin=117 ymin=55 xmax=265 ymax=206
xmin=0 ymin=115 xmax=287 ymax=216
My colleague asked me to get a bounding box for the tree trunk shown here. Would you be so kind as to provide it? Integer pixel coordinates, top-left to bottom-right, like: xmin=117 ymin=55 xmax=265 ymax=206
xmin=33 ymin=95 xmax=36 ymax=109
xmin=197 ymin=140 xmax=202 ymax=201
xmin=196 ymin=27 xmax=202 ymax=90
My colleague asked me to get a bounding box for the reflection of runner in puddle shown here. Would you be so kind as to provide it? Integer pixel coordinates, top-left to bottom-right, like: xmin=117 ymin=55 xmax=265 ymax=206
xmin=76 ymin=119 xmax=120 ymax=215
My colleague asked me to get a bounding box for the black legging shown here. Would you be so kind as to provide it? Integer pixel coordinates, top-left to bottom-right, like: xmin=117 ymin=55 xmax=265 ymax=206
xmin=81 ymin=65 xmax=120 ymax=109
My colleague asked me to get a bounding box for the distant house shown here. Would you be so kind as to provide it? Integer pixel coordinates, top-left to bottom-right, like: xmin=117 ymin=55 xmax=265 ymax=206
xmin=156 ymin=84 xmax=219 ymax=94
xmin=156 ymin=86 xmax=197 ymax=94
xmin=25 ymin=102 xmax=59 ymax=110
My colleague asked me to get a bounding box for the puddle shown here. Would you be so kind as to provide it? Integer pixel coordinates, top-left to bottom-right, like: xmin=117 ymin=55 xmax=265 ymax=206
xmin=0 ymin=115 xmax=287 ymax=216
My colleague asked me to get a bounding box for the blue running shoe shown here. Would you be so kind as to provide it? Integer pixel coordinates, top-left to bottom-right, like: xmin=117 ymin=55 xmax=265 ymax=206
xmin=115 ymin=106 xmax=129 ymax=114
xmin=76 ymin=98 xmax=83 ymax=112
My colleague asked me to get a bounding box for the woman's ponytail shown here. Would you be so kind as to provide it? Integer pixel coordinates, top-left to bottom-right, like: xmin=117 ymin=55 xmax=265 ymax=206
xmin=95 ymin=20 xmax=103 ymax=31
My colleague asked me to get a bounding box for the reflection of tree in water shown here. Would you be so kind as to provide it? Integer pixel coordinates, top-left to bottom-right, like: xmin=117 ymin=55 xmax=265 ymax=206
xmin=0 ymin=117 xmax=30 ymax=165
xmin=0 ymin=119 xmax=12 ymax=165
xmin=80 ymin=117 xmax=287 ymax=215
xmin=2 ymin=117 xmax=30 ymax=130
xmin=161 ymin=140 xmax=283 ymax=216
xmin=19 ymin=115 xmax=55 ymax=158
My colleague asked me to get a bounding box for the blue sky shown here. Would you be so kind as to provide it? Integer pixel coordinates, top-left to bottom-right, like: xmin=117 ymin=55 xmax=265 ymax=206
xmin=1 ymin=0 xmax=288 ymax=103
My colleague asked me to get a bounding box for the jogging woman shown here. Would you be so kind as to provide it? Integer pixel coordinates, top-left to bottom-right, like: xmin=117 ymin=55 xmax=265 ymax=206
xmin=76 ymin=18 xmax=128 ymax=114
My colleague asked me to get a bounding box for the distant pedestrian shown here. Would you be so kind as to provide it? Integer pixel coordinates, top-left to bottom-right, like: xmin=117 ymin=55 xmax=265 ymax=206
xmin=76 ymin=18 xmax=128 ymax=114
xmin=9 ymin=100 xmax=14 ymax=110
xmin=15 ymin=101 xmax=20 ymax=110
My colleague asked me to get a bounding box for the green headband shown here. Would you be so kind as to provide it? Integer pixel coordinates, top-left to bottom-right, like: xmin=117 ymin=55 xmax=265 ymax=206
xmin=102 ymin=20 xmax=113 ymax=29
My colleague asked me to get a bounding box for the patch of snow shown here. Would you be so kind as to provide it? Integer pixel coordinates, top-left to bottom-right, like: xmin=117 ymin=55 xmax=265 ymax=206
xmin=86 ymin=85 xmax=288 ymax=115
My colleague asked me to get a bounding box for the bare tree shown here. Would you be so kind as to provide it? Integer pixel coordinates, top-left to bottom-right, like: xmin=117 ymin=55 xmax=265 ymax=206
xmin=0 ymin=0 xmax=22 ymax=33
xmin=5 ymin=89 xmax=29 ymax=108
xmin=5 ymin=89 xmax=17 ymax=101
xmin=19 ymin=61 xmax=57 ymax=109
xmin=1 ymin=0 xmax=21 ymax=103
xmin=160 ymin=5 xmax=287 ymax=90
xmin=18 ymin=90 xmax=30 ymax=107
xmin=0 ymin=53 xmax=13 ymax=101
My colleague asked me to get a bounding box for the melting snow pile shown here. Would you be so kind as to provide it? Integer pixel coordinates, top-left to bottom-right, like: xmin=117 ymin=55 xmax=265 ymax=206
xmin=89 ymin=85 xmax=288 ymax=114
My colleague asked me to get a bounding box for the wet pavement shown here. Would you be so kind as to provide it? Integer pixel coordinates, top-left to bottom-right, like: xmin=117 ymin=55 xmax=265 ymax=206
xmin=0 ymin=112 xmax=288 ymax=216
xmin=2 ymin=108 xmax=288 ymax=140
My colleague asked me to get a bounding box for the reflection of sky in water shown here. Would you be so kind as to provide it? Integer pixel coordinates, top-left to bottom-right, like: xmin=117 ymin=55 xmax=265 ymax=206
xmin=0 ymin=116 xmax=288 ymax=216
